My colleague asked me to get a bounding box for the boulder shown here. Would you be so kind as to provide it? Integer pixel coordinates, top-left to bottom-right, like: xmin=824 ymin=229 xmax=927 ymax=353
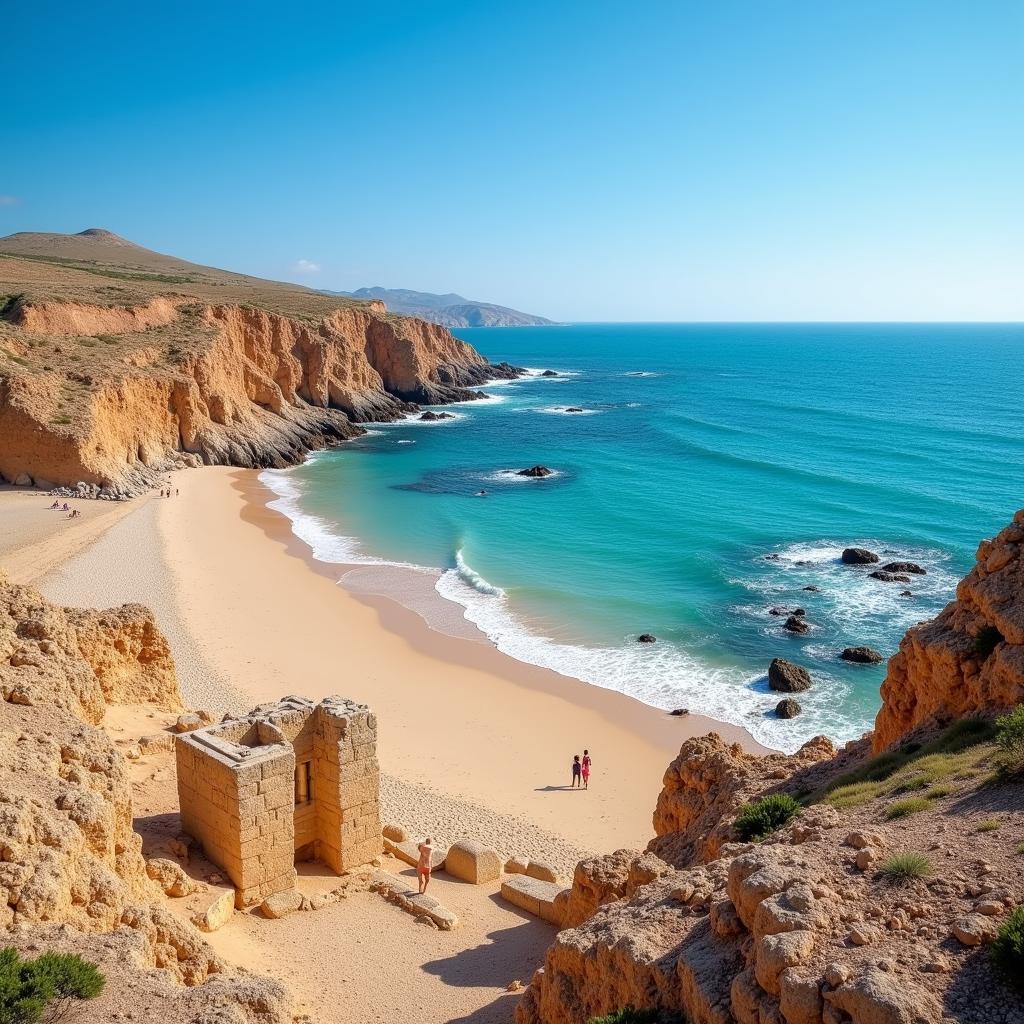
xmin=669 ymin=708 xmax=689 ymax=716
xmin=382 ymin=823 xmax=408 ymax=843
xmin=146 ymin=857 xmax=197 ymax=897
xmin=823 ymin=966 xmax=943 ymax=1024
xmin=768 ymin=659 xmax=812 ymax=693
xmin=192 ymin=889 xmax=235 ymax=932
xmin=899 ymin=589 xmax=913 ymax=597
xmin=842 ymin=547 xmax=879 ymax=564
xmin=260 ymin=889 xmax=304 ymax=919
xmin=173 ymin=713 xmax=206 ymax=734
xmin=768 ymin=606 xmax=789 ymax=616
xmin=138 ymin=731 xmax=175 ymax=754
xmin=418 ymin=411 xmax=454 ymax=421
xmin=445 ymin=840 xmax=502 ymax=884
xmin=802 ymin=585 xmax=820 ymax=592
xmin=637 ymin=633 xmax=657 ymax=643
xmin=526 ymin=860 xmax=560 ymax=883
xmin=841 ymin=646 xmax=883 ymax=664
xmin=870 ymin=570 xmax=912 ymax=583
xmin=565 ymin=407 xmax=584 ymax=413
xmin=755 ymin=929 xmax=815 ymax=996
xmin=540 ymin=370 xmax=559 ymax=377
xmin=517 ymin=465 xmax=553 ymax=477
xmin=783 ymin=615 xmax=810 ymax=634
xmin=952 ymin=914 xmax=998 ymax=946
xmin=504 ymin=856 xmax=529 ymax=875
xmin=775 ymin=699 xmax=802 ymax=719
xmin=881 ymin=561 xmax=926 ymax=575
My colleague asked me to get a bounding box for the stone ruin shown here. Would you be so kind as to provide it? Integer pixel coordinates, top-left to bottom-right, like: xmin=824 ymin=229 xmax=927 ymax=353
xmin=175 ymin=695 xmax=381 ymax=906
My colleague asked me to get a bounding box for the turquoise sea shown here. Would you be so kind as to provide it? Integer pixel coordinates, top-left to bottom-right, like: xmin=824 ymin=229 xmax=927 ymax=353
xmin=262 ymin=323 xmax=1024 ymax=751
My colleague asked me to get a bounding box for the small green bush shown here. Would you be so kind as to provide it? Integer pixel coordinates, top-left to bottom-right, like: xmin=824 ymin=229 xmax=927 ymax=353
xmin=977 ymin=819 xmax=1000 ymax=832
xmin=991 ymin=906 xmax=1024 ymax=993
xmin=878 ymin=852 xmax=932 ymax=882
xmin=589 ymin=1010 xmax=659 ymax=1024
xmin=0 ymin=948 xmax=104 ymax=1024
xmin=995 ymin=704 xmax=1024 ymax=777
xmin=884 ymin=797 xmax=930 ymax=820
xmin=734 ymin=793 xmax=800 ymax=842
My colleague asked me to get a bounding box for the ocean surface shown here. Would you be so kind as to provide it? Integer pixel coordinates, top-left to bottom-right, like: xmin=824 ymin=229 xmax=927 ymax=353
xmin=262 ymin=323 xmax=1024 ymax=751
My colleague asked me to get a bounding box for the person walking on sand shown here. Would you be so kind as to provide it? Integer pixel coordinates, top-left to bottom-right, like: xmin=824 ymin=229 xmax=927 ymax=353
xmin=571 ymin=753 xmax=582 ymax=788
xmin=581 ymin=749 xmax=592 ymax=789
xmin=417 ymin=837 xmax=435 ymax=894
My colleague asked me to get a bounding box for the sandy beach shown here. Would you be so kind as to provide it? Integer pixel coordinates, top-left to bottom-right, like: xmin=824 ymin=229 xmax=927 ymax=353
xmin=1 ymin=468 xmax=768 ymax=1022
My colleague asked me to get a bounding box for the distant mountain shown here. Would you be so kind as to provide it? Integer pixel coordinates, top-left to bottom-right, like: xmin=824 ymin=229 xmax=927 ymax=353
xmin=326 ymin=286 xmax=555 ymax=327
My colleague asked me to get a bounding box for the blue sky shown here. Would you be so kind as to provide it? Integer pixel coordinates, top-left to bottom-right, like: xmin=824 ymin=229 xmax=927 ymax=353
xmin=3 ymin=1 xmax=1022 ymax=321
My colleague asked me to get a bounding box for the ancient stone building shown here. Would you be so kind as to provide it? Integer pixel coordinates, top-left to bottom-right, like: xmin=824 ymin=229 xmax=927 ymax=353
xmin=175 ymin=695 xmax=381 ymax=906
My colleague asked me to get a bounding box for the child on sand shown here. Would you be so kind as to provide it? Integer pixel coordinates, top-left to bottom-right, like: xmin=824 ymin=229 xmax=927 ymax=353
xmin=417 ymin=837 xmax=435 ymax=894
xmin=582 ymin=749 xmax=592 ymax=789
xmin=571 ymin=754 xmax=582 ymax=788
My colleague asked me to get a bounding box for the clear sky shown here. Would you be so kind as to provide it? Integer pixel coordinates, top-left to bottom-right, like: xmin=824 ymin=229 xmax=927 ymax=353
xmin=3 ymin=1 xmax=1022 ymax=321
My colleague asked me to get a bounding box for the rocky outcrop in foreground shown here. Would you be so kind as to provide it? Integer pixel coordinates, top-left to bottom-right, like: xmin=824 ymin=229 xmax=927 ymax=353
xmin=518 ymin=510 xmax=1024 ymax=1024
xmin=874 ymin=509 xmax=1024 ymax=750
xmin=0 ymin=574 xmax=294 ymax=1022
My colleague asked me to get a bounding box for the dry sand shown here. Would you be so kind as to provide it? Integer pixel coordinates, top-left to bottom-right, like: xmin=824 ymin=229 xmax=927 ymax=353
xmin=3 ymin=467 xmax=769 ymax=1023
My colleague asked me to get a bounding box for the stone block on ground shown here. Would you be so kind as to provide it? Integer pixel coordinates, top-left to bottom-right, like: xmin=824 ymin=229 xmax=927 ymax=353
xmin=370 ymin=871 xmax=458 ymax=929
xmin=192 ymin=889 xmax=235 ymax=932
xmin=500 ymin=875 xmax=569 ymax=927
xmin=260 ymin=888 xmax=304 ymax=919
xmin=505 ymin=856 xmax=528 ymax=875
xmin=382 ymin=823 xmax=408 ymax=843
xmin=384 ymin=837 xmax=446 ymax=871
xmin=525 ymin=860 xmax=560 ymax=883
xmin=139 ymin=732 xmax=175 ymax=755
xmin=445 ymin=840 xmax=502 ymax=884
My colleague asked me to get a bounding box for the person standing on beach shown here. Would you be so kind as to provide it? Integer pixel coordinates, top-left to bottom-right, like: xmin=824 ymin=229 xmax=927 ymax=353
xmin=571 ymin=754 xmax=582 ymax=788
xmin=417 ymin=837 xmax=435 ymax=894
xmin=581 ymin=749 xmax=592 ymax=789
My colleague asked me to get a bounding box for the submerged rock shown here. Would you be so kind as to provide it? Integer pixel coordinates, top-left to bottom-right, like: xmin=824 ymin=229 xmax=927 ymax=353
xmin=540 ymin=369 xmax=559 ymax=377
xmin=842 ymin=547 xmax=879 ymax=564
xmin=517 ymin=465 xmax=554 ymax=478
xmin=802 ymin=585 xmax=820 ymax=592
xmin=565 ymin=407 xmax=584 ymax=413
xmin=775 ymin=698 xmax=802 ymax=719
xmin=881 ymin=560 xmax=926 ymax=575
xmin=841 ymin=646 xmax=884 ymax=664
xmin=870 ymin=570 xmax=912 ymax=583
xmin=637 ymin=633 xmax=657 ymax=644
xmin=768 ymin=658 xmax=812 ymax=692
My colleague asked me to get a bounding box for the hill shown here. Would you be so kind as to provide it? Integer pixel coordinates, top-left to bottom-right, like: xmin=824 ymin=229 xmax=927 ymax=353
xmin=330 ymin=286 xmax=555 ymax=327
xmin=0 ymin=229 xmax=521 ymax=495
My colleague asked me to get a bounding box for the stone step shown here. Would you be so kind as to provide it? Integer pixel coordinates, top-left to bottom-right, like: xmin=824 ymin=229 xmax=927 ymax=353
xmin=370 ymin=871 xmax=458 ymax=930
xmin=500 ymin=874 xmax=569 ymax=927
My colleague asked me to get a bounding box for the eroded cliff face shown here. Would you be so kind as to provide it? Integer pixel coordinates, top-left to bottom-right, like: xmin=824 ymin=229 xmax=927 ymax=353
xmin=0 ymin=575 xmax=294 ymax=1021
xmin=874 ymin=509 xmax=1024 ymax=751
xmin=0 ymin=298 xmax=519 ymax=495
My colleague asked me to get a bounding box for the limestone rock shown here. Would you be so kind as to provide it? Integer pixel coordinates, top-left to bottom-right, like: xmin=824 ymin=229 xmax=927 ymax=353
xmin=952 ymin=914 xmax=998 ymax=946
xmin=445 ymin=839 xmax=502 ymax=884
xmin=755 ymin=929 xmax=815 ymax=995
xmin=563 ymin=849 xmax=636 ymax=928
xmin=193 ymin=889 xmax=235 ymax=932
xmin=382 ymin=823 xmax=407 ymax=843
xmin=823 ymin=966 xmax=943 ymax=1024
xmin=525 ymin=860 xmax=560 ymax=883
xmin=146 ymin=857 xmax=197 ymax=897
xmin=260 ymin=888 xmax=304 ymax=919
xmin=874 ymin=508 xmax=1024 ymax=749
xmin=505 ymin=855 xmax=529 ymax=875
xmin=500 ymin=875 xmax=569 ymax=927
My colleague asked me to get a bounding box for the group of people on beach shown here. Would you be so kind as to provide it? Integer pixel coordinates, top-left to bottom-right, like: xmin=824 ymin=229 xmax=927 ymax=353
xmin=158 ymin=485 xmax=178 ymax=498
xmin=47 ymin=500 xmax=81 ymax=519
xmin=571 ymin=749 xmax=592 ymax=789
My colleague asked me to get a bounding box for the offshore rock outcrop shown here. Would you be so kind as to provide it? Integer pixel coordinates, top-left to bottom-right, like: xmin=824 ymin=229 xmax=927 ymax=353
xmin=0 ymin=299 xmax=522 ymax=495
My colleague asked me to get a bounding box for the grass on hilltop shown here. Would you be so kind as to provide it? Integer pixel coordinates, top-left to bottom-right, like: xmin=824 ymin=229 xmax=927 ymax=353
xmin=877 ymin=852 xmax=933 ymax=883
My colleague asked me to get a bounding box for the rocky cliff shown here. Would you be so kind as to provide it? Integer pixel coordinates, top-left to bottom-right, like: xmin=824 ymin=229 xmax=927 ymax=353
xmin=518 ymin=510 xmax=1024 ymax=1024
xmin=0 ymin=573 xmax=295 ymax=1022
xmin=874 ymin=509 xmax=1024 ymax=751
xmin=0 ymin=231 xmax=522 ymax=495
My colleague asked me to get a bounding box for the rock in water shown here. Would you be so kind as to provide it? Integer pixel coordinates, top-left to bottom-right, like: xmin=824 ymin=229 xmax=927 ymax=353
xmin=637 ymin=633 xmax=657 ymax=643
xmin=841 ymin=646 xmax=884 ymax=664
xmin=783 ymin=615 xmax=810 ymax=634
xmin=517 ymin=465 xmax=554 ymax=477
xmin=775 ymin=698 xmax=802 ymax=718
xmin=540 ymin=369 xmax=559 ymax=377
xmin=870 ymin=570 xmax=911 ymax=583
xmin=802 ymin=585 xmax=820 ymax=592
xmin=768 ymin=658 xmax=812 ymax=692
xmin=842 ymin=547 xmax=880 ymax=564
xmin=418 ymin=410 xmax=455 ymax=421
xmin=669 ymin=708 xmax=689 ymax=716
xmin=565 ymin=407 xmax=584 ymax=413
xmin=881 ymin=560 xmax=926 ymax=575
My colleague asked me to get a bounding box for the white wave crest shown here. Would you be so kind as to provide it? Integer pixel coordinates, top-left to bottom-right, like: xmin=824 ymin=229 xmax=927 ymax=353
xmin=453 ymin=549 xmax=506 ymax=597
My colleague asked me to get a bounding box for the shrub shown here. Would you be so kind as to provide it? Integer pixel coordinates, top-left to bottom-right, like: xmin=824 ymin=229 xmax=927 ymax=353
xmin=991 ymin=907 xmax=1024 ymax=993
xmin=589 ymin=1011 xmax=659 ymax=1024
xmin=995 ymin=704 xmax=1024 ymax=777
xmin=977 ymin=820 xmax=1000 ymax=832
xmin=734 ymin=793 xmax=800 ymax=842
xmin=0 ymin=948 xmax=104 ymax=1024
xmin=884 ymin=797 xmax=930 ymax=820
xmin=878 ymin=852 xmax=932 ymax=882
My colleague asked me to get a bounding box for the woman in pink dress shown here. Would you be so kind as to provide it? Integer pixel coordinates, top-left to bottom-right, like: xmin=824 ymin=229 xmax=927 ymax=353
xmin=581 ymin=749 xmax=592 ymax=789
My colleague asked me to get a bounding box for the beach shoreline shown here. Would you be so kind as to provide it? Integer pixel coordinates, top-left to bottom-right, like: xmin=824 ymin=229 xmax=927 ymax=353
xmin=3 ymin=464 xmax=768 ymax=860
